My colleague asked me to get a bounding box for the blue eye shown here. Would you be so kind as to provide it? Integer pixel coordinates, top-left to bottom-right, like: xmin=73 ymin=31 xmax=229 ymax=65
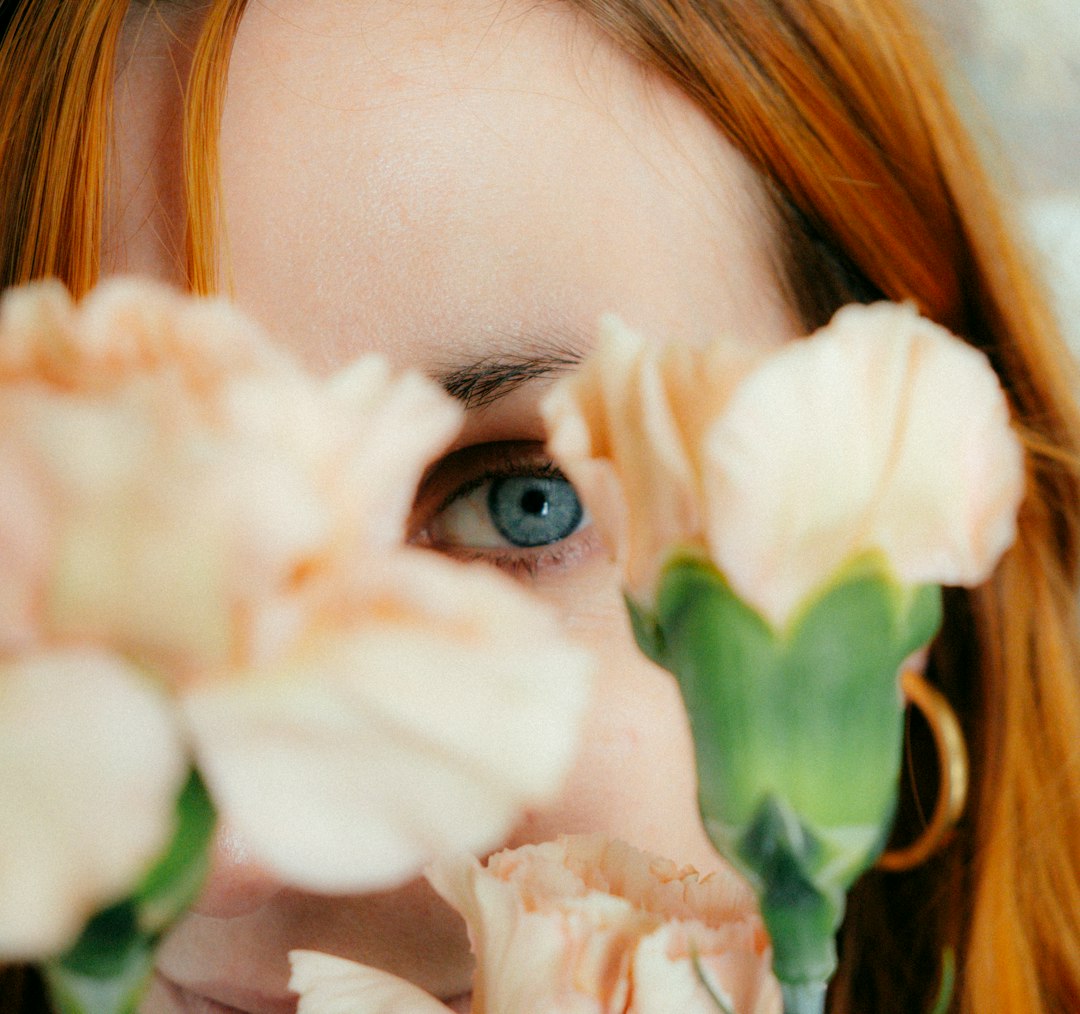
xmin=487 ymin=475 xmax=583 ymax=547
xmin=424 ymin=469 xmax=588 ymax=552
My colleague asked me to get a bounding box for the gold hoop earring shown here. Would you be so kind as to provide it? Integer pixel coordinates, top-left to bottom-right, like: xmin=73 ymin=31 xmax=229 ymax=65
xmin=878 ymin=669 xmax=969 ymax=872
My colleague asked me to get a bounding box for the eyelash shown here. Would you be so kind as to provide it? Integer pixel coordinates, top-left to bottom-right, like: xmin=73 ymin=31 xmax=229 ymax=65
xmin=440 ymin=537 xmax=591 ymax=581
xmin=411 ymin=444 xmax=594 ymax=579
xmin=439 ymin=459 xmax=565 ymax=514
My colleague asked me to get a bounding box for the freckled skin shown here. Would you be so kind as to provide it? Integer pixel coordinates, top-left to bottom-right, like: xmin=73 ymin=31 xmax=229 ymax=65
xmin=109 ymin=0 xmax=800 ymax=1009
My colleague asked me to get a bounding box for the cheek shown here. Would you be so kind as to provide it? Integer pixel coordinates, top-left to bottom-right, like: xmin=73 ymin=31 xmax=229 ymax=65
xmin=509 ymin=565 xmax=726 ymax=875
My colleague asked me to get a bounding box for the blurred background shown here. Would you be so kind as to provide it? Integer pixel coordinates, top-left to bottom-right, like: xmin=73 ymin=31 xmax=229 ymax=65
xmin=916 ymin=0 xmax=1080 ymax=352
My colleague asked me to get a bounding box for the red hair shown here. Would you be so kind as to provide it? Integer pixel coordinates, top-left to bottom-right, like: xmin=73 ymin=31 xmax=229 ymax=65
xmin=2 ymin=1 xmax=1079 ymax=1010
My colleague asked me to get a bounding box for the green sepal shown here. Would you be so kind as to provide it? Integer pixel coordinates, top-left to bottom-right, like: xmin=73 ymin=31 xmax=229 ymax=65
xmin=651 ymin=554 xmax=941 ymax=838
xmin=133 ymin=768 xmax=216 ymax=935
xmin=41 ymin=768 xmax=217 ymax=1014
xmin=48 ymin=903 xmax=142 ymax=982
xmin=640 ymin=555 xmax=942 ymax=994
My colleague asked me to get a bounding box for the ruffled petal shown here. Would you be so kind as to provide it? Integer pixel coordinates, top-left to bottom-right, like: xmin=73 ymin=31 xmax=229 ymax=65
xmin=704 ymin=302 xmax=1023 ymax=626
xmin=426 ymin=835 xmax=781 ymax=1014
xmin=0 ymin=650 xmax=186 ymax=958
xmin=542 ymin=315 xmax=761 ymax=605
xmin=183 ymin=553 xmax=592 ymax=892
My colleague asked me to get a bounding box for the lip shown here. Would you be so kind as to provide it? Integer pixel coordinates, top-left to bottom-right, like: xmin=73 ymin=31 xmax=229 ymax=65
xmin=155 ymin=971 xmax=297 ymax=1014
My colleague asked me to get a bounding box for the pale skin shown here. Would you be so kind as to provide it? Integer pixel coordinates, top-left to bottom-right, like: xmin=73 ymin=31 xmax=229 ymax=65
xmin=106 ymin=1 xmax=801 ymax=1010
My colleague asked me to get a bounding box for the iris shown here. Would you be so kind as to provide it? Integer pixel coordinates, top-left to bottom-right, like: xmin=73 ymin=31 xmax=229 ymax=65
xmin=487 ymin=475 xmax=583 ymax=547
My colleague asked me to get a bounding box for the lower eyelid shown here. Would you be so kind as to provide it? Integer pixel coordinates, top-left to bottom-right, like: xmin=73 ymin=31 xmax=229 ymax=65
xmin=436 ymin=525 xmax=601 ymax=580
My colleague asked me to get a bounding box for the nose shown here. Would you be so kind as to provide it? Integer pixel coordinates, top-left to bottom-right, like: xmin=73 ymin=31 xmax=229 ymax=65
xmin=188 ymin=823 xmax=284 ymax=917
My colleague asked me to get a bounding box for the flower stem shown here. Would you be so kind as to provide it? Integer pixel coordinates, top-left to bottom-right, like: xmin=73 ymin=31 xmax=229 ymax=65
xmin=781 ymin=981 xmax=827 ymax=1014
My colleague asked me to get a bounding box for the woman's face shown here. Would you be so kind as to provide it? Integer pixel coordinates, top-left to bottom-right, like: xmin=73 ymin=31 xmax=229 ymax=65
xmin=109 ymin=1 xmax=800 ymax=1011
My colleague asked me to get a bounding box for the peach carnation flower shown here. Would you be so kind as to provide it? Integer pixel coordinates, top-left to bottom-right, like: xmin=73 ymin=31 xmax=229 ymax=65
xmin=290 ymin=834 xmax=782 ymax=1014
xmin=542 ymin=303 xmax=1024 ymax=627
xmin=0 ymin=278 xmax=592 ymax=953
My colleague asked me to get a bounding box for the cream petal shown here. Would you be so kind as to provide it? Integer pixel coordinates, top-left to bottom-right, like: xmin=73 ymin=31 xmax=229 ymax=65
xmin=184 ymin=673 xmax=506 ymax=891
xmin=218 ymin=353 xmax=462 ymax=568
xmin=620 ymin=338 xmax=703 ymax=599
xmin=631 ymin=929 xmax=735 ymax=1013
xmin=183 ymin=554 xmax=592 ymax=892
xmin=543 ymin=315 xmax=761 ymax=605
xmin=73 ymin=277 xmax=295 ymax=385
xmin=289 ymin=951 xmax=452 ymax=1014
xmin=545 ymin=303 xmax=1021 ymax=625
xmin=341 ymin=553 xmax=592 ymax=798
xmin=442 ymin=858 xmax=642 ymax=1012
xmin=543 ymin=365 xmax=632 ymax=578
xmin=545 ymin=316 xmax=696 ymax=603
xmin=703 ymin=322 xmax=898 ymax=626
xmin=426 ymin=852 xmax=594 ymax=1013
xmin=0 ymin=279 xmax=76 ymax=378
xmin=41 ymin=408 xmax=237 ymax=674
xmin=632 ymin=923 xmax=782 ymax=1014
xmin=0 ymin=435 xmax=53 ymax=651
xmin=0 ymin=650 xmax=186 ymax=958
xmin=836 ymin=306 xmax=1025 ymax=587
xmin=704 ymin=302 xmax=1024 ymax=627
xmin=327 ymin=360 xmax=463 ymax=548
xmin=6 ymin=304 xmax=462 ymax=677
xmin=0 ymin=277 xmax=296 ymax=395
xmin=1 ymin=284 xmax=325 ymax=672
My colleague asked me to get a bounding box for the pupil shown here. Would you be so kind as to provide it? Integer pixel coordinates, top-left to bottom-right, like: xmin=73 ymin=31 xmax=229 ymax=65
xmin=488 ymin=475 xmax=583 ymax=548
xmin=520 ymin=488 xmax=549 ymax=516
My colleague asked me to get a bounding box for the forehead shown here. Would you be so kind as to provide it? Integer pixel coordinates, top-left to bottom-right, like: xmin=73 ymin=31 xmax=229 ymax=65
xmin=218 ymin=0 xmax=796 ymax=370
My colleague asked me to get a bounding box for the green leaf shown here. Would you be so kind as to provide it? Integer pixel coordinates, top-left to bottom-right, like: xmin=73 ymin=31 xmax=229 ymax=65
xmin=134 ymin=767 xmax=216 ymax=935
xmin=42 ymin=914 xmax=154 ymax=1014
xmin=40 ymin=768 xmax=217 ymax=1014
xmin=50 ymin=904 xmax=140 ymax=981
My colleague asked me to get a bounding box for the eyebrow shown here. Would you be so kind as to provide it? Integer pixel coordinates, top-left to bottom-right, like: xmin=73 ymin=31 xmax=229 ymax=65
xmin=432 ymin=336 xmax=587 ymax=410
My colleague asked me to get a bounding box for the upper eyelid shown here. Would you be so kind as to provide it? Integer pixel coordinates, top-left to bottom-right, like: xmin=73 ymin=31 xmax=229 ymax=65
xmin=415 ymin=440 xmax=567 ymax=514
xmin=434 ymin=459 xmax=567 ymax=514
